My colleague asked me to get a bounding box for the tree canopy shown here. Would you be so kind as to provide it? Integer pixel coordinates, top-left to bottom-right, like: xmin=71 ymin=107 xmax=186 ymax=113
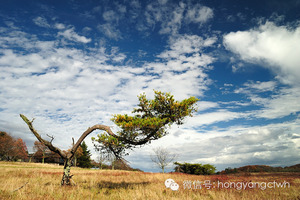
xmin=174 ymin=162 xmax=216 ymax=175
xmin=0 ymin=131 xmax=28 ymax=161
xmin=77 ymin=141 xmax=92 ymax=168
xmin=92 ymin=91 xmax=198 ymax=158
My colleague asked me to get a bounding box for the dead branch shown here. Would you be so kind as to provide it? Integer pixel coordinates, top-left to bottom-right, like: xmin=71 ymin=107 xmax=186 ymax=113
xmin=20 ymin=114 xmax=120 ymax=161
xmin=12 ymin=182 xmax=29 ymax=192
xmin=20 ymin=114 xmax=67 ymax=159
xmin=46 ymin=134 xmax=54 ymax=143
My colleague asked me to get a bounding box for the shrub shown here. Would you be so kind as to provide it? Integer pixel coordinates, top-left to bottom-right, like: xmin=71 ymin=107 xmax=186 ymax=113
xmin=174 ymin=162 xmax=216 ymax=175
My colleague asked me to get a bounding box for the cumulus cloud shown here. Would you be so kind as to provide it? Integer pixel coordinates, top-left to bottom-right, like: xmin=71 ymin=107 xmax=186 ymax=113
xmin=224 ymin=21 xmax=300 ymax=85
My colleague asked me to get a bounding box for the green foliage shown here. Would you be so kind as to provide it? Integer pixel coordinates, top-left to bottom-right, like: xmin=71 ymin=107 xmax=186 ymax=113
xmin=91 ymin=133 xmax=127 ymax=160
xmin=93 ymin=90 xmax=198 ymax=159
xmin=77 ymin=141 xmax=92 ymax=168
xmin=112 ymin=91 xmax=198 ymax=144
xmin=174 ymin=162 xmax=216 ymax=175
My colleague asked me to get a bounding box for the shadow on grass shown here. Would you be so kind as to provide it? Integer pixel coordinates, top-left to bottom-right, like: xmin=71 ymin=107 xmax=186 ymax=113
xmin=97 ymin=181 xmax=150 ymax=189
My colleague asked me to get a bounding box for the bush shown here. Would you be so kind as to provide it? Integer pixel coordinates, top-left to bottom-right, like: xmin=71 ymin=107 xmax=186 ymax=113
xmin=174 ymin=162 xmax=216 ymax=175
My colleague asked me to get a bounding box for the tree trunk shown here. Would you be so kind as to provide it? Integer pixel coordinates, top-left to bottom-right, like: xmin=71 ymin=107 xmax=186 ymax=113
xmin=61 ymin=158 xmax=72 ymax=186
xmin=74 ymin=156 xmax=77 ymax=167
xmin=42 ymin=152 xmax=45 ymax=164
xmin=20 ymin=114 xmax=121 ymax=186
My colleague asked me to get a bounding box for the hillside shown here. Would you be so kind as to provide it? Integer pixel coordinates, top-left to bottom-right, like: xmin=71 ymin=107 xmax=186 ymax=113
xmin=220 ymin=163 xmax=300 ymax=174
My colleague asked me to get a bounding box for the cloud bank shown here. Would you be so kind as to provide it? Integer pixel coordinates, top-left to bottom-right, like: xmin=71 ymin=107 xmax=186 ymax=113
xmin=224 ymin=21 xmax=300 ymax=85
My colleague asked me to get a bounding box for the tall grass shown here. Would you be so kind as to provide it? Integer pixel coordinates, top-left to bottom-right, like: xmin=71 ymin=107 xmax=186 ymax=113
xmin=0 ymin=161 xmax=299 ymax=200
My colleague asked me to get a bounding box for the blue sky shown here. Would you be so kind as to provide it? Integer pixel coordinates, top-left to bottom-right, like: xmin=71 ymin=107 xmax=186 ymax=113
xmin=0 ymin=0 xmax=299 ymax=172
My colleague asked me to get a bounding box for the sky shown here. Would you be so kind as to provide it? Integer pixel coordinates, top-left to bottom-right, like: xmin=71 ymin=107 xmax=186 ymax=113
xmin=0 ymin=0 xmax=299 ymax=172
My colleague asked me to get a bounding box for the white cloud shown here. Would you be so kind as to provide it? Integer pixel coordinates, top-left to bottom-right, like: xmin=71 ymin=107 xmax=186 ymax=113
xmin=54 ymin=23 xmax=66 ymax=30
xmin=103 ymin=10 xmax=119 ymax=22
xmin=158 ymin=34 xmax=217 ymax=60
xmin=33 ymin=16 xmax=51 ymax=28
xmin=144 ymin=34 xmax=216 ymax=98
xmin=235 ymin=81 xmax=277 ymax=94
xmin=183 ymin=110 xmax=245 ymax=128
xmin=97 ymin=23 xmax=122 ymax=40
xmin=252 ymin=87 xmax=300 ymax=119
xmin=245 ymin=81 xmax=276 ymax=92
xmin=0 ymin=22 xmax=216 ymax=157
xmin=58 ymin=27 xmax=91 ymax=43
xmin=158 ymin=2 xmax=185 ymax=35
xmin=144 ymin=1 xmax=213 ymax=35
xmin=224 ymin=21 xmax=300 ymax=85
xmin=127 ymin=118 xmax=300 ymax=171
xmin=234 ymin=81 xmax=300 ymax=119
xmin=185 ymin=5 xmax=213 ymax=24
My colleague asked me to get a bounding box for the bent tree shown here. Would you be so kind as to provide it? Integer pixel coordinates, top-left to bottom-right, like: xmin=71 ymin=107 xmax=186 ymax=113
xmin=20 ymin=91 xmax=198 ymax=185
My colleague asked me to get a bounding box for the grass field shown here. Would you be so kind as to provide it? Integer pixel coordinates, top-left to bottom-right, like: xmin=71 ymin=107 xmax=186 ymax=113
xmin=0 ymin=161 xmax=299 ymax=200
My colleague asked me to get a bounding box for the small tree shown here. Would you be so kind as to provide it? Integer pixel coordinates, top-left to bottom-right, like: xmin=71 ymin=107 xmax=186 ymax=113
xmin=20 ymin=91 xmax=198 ymax=185
xmin=33 ymin=141 xmax=49 ymax=163
xmin=0 ymin=132 xmax=28 ymax=161
xmin=91 ymin=134 xmax=128 ymax=170
xmin=0 ymin=132 xmax=15 ymax=160
xmin=77 ymin=141 xmax=92 ymax=168
xmin=150 ymin=147 xmax=177 ymax=173
xmin=13 ymin=138 xmax=28 ymax=161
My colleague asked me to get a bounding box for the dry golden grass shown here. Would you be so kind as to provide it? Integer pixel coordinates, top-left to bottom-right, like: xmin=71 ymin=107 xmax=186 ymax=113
xmin=0 ymin=161 xmax=299 ymax=200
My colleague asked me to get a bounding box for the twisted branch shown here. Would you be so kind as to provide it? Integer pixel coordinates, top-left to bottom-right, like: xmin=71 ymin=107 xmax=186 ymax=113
xmin=20 ymin=114 xmax=154 ymax=161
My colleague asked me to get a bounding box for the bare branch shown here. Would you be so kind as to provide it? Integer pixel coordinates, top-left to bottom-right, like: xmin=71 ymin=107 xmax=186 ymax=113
xmin=20 ymin=114 xmax=67 ymax=159
xmin=46 ymin=134 xmax=54 ymax=143
xmin=12 ymin=182 xmax=29 ymax=192
xmin=150 ymin=146 xmax=178 ymax=173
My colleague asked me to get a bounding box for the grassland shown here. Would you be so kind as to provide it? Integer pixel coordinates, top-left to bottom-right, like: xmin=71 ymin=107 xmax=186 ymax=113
xmin=0 ymin=161 xmax=299 ymax=200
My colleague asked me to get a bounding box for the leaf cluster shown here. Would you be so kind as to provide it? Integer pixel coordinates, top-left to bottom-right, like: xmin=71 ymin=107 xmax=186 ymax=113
xmin=174 ymin=162 xmax=216 ymax=175
xmin=93 ymin=91 xmax=198 ymax=159
xmin=91 ymin=133 xmax=128 ymax=160
xmin=112 ymin=91 xmax=198 ymax=145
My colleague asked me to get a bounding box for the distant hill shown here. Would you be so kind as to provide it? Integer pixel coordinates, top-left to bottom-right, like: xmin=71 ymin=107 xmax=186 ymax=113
xmin=219 ymin=164 xmax=300 ymax=174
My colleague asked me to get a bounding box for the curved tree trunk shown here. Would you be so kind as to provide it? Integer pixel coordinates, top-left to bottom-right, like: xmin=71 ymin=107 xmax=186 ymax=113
xmin=20 ymin=114 xmax=118 ymax=186
xmin=20 ymin=114 xmax=154 ymax=185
